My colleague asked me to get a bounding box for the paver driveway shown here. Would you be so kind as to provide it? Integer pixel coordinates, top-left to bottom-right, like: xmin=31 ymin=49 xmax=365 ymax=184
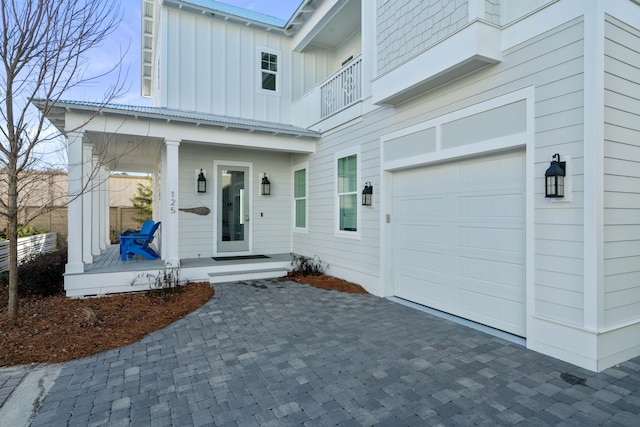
xmin=31 ymin=279 xmax=640 ymax=426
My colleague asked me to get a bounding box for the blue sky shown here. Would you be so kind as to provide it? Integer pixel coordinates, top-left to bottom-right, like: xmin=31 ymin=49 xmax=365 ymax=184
xmin=69 ymin=0 xmax=301 ymax=106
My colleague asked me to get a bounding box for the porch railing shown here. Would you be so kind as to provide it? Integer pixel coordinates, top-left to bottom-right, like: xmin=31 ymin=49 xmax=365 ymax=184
xmin=320 ymin=55 xmax=362 ymax=119
xmin=0 ymin=232 xmax=57 ymax=271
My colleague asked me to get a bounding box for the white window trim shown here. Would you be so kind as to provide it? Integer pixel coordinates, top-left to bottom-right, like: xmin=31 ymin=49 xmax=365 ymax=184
xmin=256 ymin=46 xmax=281 ymax=96
xmin=292 ymin=162 xmax=308 ymax=233
xmin=334 ymin=147 xmax=361 ymax=239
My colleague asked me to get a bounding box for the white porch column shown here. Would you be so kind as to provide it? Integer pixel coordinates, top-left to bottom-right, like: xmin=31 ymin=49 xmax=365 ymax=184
xmin=163 ymin=139 xmax=180 ymax=267
xmin=91 ymin=154 xmax=101 ymax=256
xmin=66 ymin=132 xmax=85 ymax=274
xmin=103 ymin=168 xmax=111 ymax=248
xmin=82 ymin=144 xmax=94 ymax=264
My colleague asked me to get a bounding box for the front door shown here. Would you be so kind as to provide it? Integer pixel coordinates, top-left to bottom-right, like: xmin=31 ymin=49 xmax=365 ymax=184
xmin=217 ymin=164 xmax=250 ymax=253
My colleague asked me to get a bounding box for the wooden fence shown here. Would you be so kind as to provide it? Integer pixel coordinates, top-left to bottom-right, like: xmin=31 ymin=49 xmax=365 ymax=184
xmin=19 ymin=206 xmax=144 ymax=242
xmin=0 ymin=232 xmax=57 ymax=271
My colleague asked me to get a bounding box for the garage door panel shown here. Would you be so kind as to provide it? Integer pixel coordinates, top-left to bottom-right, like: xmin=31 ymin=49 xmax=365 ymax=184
xmin=457 ymin=154 xmax=524 ymax=189
xmin=457 ymin=289 xmax=525 ymax=334
xmin=396 ymin=197 xmax=443 ymax=220
xmin=397 ymin=249 xmax=442 ymax=274
xmin=458 ymin=193 xmax=524 ymax=219
xmin=398 ymin=224 xmax=442 ymax=246
xmin=392 ymin=151 xmax=525 ymax=337
xmin=396 ymin=275 xmax=447 ymax=307
xmin=458 ymin=226 xmax=524 ymax=254
xmin=457 ymin=256 xmax=524 ymax=287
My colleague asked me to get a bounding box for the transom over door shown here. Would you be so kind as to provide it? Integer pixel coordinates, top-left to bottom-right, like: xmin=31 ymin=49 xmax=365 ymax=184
xmin=217 ymin=165 xmax=250 ymax=253
xmin=392 ymin=151 xmax=526 ymax=336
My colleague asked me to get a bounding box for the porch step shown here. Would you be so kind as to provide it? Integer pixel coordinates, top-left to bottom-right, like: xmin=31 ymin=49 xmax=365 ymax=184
xmin=208 ymin=267 xmax=288 ymax=284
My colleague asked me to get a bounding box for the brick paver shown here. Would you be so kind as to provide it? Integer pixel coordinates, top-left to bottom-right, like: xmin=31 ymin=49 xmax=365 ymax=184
xmin=0 ymin=368 xmax=26 ymax=408
xmin=31 ymin=279 xmax=640 ymax=425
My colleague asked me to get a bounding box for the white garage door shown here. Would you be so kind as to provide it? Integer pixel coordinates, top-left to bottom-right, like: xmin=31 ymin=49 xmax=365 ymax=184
xmin=392 ymin=151 xmax=526 ymax=336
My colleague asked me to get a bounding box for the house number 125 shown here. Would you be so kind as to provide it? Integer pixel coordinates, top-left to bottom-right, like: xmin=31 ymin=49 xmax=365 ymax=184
xmin=170 ymin=191 xmax=176 ymax=214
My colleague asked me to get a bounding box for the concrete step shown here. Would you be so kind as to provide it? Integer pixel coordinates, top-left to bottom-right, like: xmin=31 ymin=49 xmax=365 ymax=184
xmin=208 ymin=267 xmax=288 ymax=284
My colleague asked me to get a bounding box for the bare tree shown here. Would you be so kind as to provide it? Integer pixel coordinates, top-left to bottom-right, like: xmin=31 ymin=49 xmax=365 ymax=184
xmin=0 ymin=0 xmax=125 ymax=317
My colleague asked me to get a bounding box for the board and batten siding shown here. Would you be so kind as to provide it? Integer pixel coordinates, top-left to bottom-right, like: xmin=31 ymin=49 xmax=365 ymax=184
xmin=160 ymin=5 xmax=292 ymax=124
xmin=176 ymin=144 xmax=293 ymax=259
xmin=603 ymin=15 xmax=640 ymax=328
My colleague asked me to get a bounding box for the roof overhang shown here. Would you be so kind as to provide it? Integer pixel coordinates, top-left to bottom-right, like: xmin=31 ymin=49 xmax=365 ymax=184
xmin=33 ymin=100 xmax=318 ymax=172
xmin=162 ymin=0 xmax=289 ymax=33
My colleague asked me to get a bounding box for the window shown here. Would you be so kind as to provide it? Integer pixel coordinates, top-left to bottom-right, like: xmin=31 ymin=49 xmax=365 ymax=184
xmin=293 ymin=165 xmax=307 ymax=230
xmin=261 ymin=51 xmax=277 ymax=92
xmin=337 ymin=154 xmax=358 ymax=232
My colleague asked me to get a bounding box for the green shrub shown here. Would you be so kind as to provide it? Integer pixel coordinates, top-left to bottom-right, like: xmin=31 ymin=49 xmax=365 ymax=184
xmin=18 ymin=246 xmax=67 ymax=297
xmin=0 ymin=223 xmax=49 ymax=241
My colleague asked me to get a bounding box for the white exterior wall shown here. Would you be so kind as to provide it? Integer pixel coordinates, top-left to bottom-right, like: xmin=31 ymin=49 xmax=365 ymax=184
xmin=376 ymin=0 xmax=469 ymax=74
xmin=291 ymin=31 xmax=362 ymax=101
xmin=603 ymin=15 xmax=640 ymax=328
xmin=292 ymin=46 xmax=333 ymax=101
xmin=177 ymin=144 xmax=293 ymax=258
xmin=158 ymin=4 xmax=292 ymax=123
xmin=295 ymin=15 xmax=587 ymax=300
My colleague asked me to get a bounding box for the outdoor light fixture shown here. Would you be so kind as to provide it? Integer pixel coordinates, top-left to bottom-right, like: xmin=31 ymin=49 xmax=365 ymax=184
xmin=197 ymin=169 xmax=207 ymax=193
xmin=545 ymin=154 xmax=565 ymax=198
xmin=261 ymin=173 xmax=271 ymax=196
xmin=362 ymin=181 xmax=373 ymax=206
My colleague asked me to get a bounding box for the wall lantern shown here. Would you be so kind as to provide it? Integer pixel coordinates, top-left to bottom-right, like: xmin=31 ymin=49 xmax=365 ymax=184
xmin=545 ymin=153 xmax=566 ymax=198
xmin=362 ymin=181 xmax=373 ymax=206
xmin=261 ymin=173 xmax=271 ymax=196
xmin=197 ymin=169 xmax=207 ymax=193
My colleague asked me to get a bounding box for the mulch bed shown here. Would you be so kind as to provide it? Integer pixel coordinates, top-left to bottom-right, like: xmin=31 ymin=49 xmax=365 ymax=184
xmin=0 ymin=282 xmax=213 ymax=366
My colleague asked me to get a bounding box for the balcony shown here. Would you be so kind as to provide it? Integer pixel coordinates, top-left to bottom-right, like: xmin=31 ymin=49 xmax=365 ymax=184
xmin=320 ymin=56 xmax=362 ymax=119
xmin=293 ymin=55 xmax=362 ymax=130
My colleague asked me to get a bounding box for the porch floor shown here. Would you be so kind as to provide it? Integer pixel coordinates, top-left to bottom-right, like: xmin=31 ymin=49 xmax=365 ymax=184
xmin=84 ymin=245 xmax=292 ymax=275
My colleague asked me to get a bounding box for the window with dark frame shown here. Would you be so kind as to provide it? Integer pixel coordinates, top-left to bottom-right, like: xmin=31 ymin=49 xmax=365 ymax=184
xmin=261 ymin=52 xmax=277 ymax=91
xmin=294 ymin=168 xmax=306 ymax=229
xmin=337 ymin=154 xmax=357 ymax=232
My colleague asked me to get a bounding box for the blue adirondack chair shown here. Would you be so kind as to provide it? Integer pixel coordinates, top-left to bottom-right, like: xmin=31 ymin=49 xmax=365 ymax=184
xmin=119 ymin=220 xmax=161 ymax=261
xmin=119 ymin=220 xmax=154 ymax=259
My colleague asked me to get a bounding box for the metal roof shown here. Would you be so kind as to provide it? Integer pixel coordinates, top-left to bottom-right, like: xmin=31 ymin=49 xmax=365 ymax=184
xmin=167 ymin=0 xmax=288 ymax=29
xmin=34 ymin=99 xmax=320 ymax=138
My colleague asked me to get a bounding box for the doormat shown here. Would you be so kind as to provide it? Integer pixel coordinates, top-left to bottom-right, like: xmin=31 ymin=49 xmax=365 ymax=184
xmin=212 ymin=255 xmax=270 ymax=261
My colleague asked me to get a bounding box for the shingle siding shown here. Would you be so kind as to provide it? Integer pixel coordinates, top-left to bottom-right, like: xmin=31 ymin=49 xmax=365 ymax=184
xmin=485 ymin=0 xmax=501 ymax=25
xmin=377 ymin=0 xmax=469 ymax=75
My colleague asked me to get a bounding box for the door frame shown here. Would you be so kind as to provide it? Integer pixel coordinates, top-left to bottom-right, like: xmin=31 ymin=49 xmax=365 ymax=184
xmin=213 ymin=160 xmax=253 ymax=256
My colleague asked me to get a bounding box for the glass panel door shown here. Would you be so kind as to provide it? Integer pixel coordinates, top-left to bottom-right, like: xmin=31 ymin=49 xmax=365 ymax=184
xmin=217 ymin=165 xmax=250 ymax=253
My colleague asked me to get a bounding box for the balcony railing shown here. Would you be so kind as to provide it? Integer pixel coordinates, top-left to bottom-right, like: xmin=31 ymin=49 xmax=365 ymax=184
xmin=320 ymin=56 xmax=362 ymax=119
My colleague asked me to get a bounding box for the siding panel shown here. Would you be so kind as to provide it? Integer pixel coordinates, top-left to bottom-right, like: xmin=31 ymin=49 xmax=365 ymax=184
xmin=295 ymin=18 xmax=587 ymax=303
xmin=161 ymin=5 xmax=291 ymax=123
xmin=603 ymin=16 xmax=640 ymax=328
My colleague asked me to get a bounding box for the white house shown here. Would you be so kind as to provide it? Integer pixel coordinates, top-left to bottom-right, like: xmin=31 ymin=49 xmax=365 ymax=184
xmin=39 ymin=0 xmax=640 ymax=372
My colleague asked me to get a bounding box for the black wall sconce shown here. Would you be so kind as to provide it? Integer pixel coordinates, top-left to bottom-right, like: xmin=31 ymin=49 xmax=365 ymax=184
xmin=362 ymin=181 xmax=373 ymax=206
xmin=197 ymin=169 xmax=207 ymax=193
xmin=261 ymin=173 xmax=271 ymax=196
xmin=545 ymin=154 xmax=565 ymax=198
